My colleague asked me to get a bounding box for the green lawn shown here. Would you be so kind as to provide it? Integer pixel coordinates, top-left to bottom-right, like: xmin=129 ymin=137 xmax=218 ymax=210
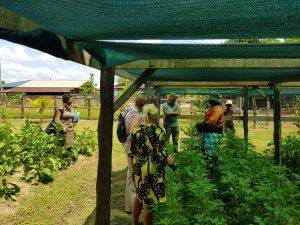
xmin=0 ymin=119 xmax=298 ymax=225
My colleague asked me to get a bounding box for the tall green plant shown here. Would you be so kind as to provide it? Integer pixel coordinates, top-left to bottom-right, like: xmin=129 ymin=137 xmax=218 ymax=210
xmin=216 ymin=134 xmax=300 ymax=225
xmin=0 ymin=121 xmax=20 ymax=177
xmin=27 ymin=97 xmax=52 ymax=123
xmin=18 ymin=119 xmax=68 ymax=184
xmin=82 ymin=73 xmax=97 ymax=103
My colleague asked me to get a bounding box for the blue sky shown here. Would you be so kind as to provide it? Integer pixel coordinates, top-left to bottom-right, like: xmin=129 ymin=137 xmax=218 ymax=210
xmin=0 ymin=39 xmax=100 ymax=85
xmin=0 ymin=39 xmax=227 ymax=85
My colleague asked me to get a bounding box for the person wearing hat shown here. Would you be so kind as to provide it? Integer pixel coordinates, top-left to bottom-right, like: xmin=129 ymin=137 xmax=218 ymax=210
xmin=196 ymin=94 xmax=224 ymax=156
xmin=162 ymin=94 xmax=181 ymax=153
xmin=224 ymin=99 xmax=235 ymax=133
xmin=122 ymin=92 xmax=148 ymax=214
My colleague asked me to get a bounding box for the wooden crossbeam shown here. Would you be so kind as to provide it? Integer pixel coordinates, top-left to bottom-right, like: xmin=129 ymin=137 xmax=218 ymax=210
xmin=116 ymin=59 xmax=300 ymax=70
xmin=113 ymin=68 xmax=157 ymax=112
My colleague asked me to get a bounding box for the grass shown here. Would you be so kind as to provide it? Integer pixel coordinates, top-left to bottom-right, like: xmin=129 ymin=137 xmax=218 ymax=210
xmin=0 ymin=119 xmax=298 ymax=225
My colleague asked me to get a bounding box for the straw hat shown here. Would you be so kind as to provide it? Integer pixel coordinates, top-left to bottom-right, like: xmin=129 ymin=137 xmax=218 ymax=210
xmin=226 ymin=100 xmax=233 ymax=105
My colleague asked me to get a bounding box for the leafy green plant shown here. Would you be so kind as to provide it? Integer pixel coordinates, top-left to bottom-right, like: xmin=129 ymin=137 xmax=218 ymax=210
xmin=0 ymin=121 xmax=20 ymax=177
xmin=27 ymin=97 xmax=52 ymax=123
xmin=7 ymin=92 xmax=26 ymax=105
xmin=181 ymin=119 xmax=201 ymax=137
xmin=74 ymin=128 xmax=97 ymax=156
xmin=280 ymin=134 xmax=300 ymax=174
xmin=216 ymin=134 xmax=300 ymax=225
xmin=153 ymin=141 xmax=227 ymax=225
xmin=82 ymin=73 xmax=97 ymax=104
xmin=18 ymin=119 xmax=68 ymax=184
xmin=0 ymin=179 xmax=20 ymax=202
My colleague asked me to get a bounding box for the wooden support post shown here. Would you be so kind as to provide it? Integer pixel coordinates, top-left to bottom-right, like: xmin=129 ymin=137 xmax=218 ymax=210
xmin=252 ymin=97 xmax=257 ymax=128
xmin=87 ymin=97 xmax=91 ymax=120
xmin=113 ymin=68 xmax=156 ymax=113
xmin=266 ymin=98 xmax=270 ymax=126
xmin=273 ymin=83 xmax=281 ymax=166
xmin=243 ymin=86 xmax=249 ymax=142
xmin=95 ymin=67 xmax=115 ymax=225
xmin=157 ymin=92 xmax=161 ymax=124
xmin=20 ymin=97 xmax=24 ymax=118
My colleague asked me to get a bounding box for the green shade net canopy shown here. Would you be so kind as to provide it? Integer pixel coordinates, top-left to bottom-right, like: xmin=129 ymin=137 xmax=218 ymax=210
xmin=159 ymin=88 xmax=300 ymax=96
xmin=126 ymin=68 xmax=300 ymax=82
xmin=1 ymin=0 xmax=300 ymax=40
xmin=79 ymin=41 xmax=300 ymax=67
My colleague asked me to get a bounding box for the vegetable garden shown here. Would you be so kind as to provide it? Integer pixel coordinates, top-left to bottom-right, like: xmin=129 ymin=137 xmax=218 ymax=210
xmin=153 ymin=127 xmax=300 ymax=225
xmin=0 ymin=118 xmax=97 ymax=201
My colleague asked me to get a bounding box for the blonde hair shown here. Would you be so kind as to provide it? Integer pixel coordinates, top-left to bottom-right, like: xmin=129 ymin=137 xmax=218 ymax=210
xmin=142 ymin=104 xmax=158 ymax=125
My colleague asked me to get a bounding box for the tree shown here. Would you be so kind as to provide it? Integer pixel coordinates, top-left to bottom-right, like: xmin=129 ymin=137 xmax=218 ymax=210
xmin=225 ymin=39 xmax=281 ymax=44
xmin=82 ymin=73 xmax=97 ymax=99
xmin=27 ymin=98 xmax=52 ymax=123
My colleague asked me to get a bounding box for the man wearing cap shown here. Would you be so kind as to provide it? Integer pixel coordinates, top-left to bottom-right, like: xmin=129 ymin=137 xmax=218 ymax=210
xmin=224 ymin=100 xmax=235 ymax=133
xmin=162 ymin=94 xmax=181 ymax=153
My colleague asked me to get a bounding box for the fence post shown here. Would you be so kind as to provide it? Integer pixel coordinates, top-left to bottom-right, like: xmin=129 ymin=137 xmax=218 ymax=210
xmin=54 ymin=96 xmax=57 ymax=113
xmin=88 ymin=97 xmax=91 ymax=120
xmin=20 ymin=96 xmax=24 ymax=118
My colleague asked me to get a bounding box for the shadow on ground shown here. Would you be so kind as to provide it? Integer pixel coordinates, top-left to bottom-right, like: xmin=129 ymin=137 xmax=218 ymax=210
xmin=83 ymin=168 xmax=131 ymax=225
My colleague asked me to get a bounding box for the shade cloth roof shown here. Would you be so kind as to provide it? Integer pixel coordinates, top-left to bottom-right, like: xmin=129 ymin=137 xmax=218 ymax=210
xmin=2 ymin=1 xmax=300 ymax=40
xmin=158 ymin=88 xmax=300 ymax=96
xmin=80 ymin=42 xmax=300 ymax=68
xmin=1 ymin=3 xmax=300 ymax=83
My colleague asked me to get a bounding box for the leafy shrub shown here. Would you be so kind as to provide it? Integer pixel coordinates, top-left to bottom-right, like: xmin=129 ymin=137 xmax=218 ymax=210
xmin=280 ymin=134 xmax=300 ymax=174
xmin=74 ymin=128 xmax=97 ymax=156
xmin=217 ymin=135 xmax=300 ymax=225
xmin=18 ymin=119 xmax=68 ymax=184
xmin=181 ymin=119 xmax=201 ymax=137
xmin=0 ymin=179 xmax=20 ymax=202
xmin=153 ymin=140 xmax=227 ymax=225
xmin=0 ymin=121 xmax=20 ymax=176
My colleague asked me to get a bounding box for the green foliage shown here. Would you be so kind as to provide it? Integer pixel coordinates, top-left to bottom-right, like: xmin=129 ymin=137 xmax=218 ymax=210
xmin=284 ymin=38 xmax=300 ymax=43
xmin=27 ymin=97 xmax=52 ymax=123
xmin=153 ymin=142 xmax=227 ymax=225
xmin=217 ymin=134 xmax=300 ymax=225
xmin=7 ymin=92 xmax=26 ymax=105
xmin=74 ymin=128 xmax=97 ymax=156
xmin=181 ymin=119 xmax=201 ymax=137
xmin=82 ymin=73 xmax=97 ymax=99
xmin=18 ymin=119 xmax=68 ymax=184
xmin=0 ymin=179 xmax=20 ymax=202
xmin=0 ymin=121 xmax=20 ymax=177
xmin=280 ymin=134 xmax=300 ymax=174
xmin=225 ymin=39 xmax=281 ymax=44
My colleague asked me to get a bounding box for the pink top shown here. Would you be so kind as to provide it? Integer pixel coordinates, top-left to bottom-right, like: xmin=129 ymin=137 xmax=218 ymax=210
xmin=123 ymin=109 xmax=140 ymax=155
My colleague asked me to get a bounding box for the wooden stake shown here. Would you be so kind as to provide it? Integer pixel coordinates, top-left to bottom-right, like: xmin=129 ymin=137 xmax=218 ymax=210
xmin=243 ymin=86 xmax=249 ymax=142
xmin=95 ymin=67 xmax=114 ymax=225
xmin=273 ymin=83 xmax=281 ymax=166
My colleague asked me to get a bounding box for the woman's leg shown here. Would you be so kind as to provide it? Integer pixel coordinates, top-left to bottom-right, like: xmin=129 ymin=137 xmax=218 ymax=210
xmin=132 ymin=198 xmax=143 ymax=225
xmin=143 ymin=204 xmax=153 ymax=225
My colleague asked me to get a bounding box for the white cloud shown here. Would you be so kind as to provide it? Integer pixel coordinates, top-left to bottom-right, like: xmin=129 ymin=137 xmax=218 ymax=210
xmin=39 ymin=53 xmax=56 ymax=62
xmin=0 ymin=40 xmax=100 ymax=83
xmin=0 ymin=43 xmax=36 ymax=63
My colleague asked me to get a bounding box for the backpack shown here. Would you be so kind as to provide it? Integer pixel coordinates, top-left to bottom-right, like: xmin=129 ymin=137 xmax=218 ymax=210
xmin=117 ymin=113 xmax=127 ymax=143
xmin=45 ymin=109 xmax=63 ymax=135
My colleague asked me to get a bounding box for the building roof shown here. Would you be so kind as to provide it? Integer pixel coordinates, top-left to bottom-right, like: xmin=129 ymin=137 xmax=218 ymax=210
xmin=2 ymin=80 xmax=30 ymax=88
xmin=18 ymin=80 xmax=86 ymax=88
xmin=5 ymin=87 xmax=79 ymax=93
